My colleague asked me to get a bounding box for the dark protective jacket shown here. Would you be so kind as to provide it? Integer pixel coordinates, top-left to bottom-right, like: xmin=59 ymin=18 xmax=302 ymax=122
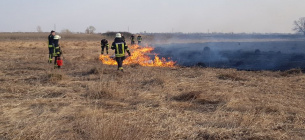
xmin=130 ymin=35 xmax=135 ymax=41
xmin=121 ymin=36 xmax=125 ymax=42
xmin=53 ymin=40 xmax=61 ymax=56
xmin=111 ymin=38 xmax=130 ymax=57
xmin=101 ymin=39 xmax=108 ymax=46
xmin=48 ymin=35 xmax=54 ymax=47
xmin=137 ymin=36 xmax=142 ymax=41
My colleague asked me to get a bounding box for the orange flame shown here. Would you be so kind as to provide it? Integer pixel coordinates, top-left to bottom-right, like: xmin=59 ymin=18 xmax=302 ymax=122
xmin=99 ymin=44 xmax=175 ymax=67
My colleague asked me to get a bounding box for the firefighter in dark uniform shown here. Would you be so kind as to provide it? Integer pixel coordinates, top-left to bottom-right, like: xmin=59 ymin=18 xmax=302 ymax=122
xmin=101 ymin=39 xmax=109 ymax=54
xmin=53 ymin=35 xmax=62 ymax=69
xmin=130 ymin=34 xmax=135 ymax=45
xmin=111 ymin=33 xmax=131 ymax=71
xmin=137 ymin=35 xmax=142 ymax=45
xmin=48 ymin=31 xmax=55 ymax=63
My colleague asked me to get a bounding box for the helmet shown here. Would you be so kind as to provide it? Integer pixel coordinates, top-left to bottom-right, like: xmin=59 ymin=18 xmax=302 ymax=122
xmin=54 ymin=35 xmax=61 ymax=40
xmin=115 ymin=33 xmax=121 ymax=38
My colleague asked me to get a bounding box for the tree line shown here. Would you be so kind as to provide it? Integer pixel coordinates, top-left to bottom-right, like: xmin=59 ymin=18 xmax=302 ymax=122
xmin=36 ymin=17 xmax=305 ymax=35
xmin=36 ymin=26 xmax=96 ymax=34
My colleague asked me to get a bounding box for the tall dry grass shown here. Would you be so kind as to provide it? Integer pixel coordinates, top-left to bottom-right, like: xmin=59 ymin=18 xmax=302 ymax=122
xmin=0 ymin=32 xmax=105 ymax=41
xmin=0 ymin=34 xmax=305 ymax=139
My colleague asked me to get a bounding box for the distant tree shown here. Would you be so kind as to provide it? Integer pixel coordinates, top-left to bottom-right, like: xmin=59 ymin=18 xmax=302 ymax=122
xmin=85 ymin=26 xmax=96 ymax=34
xmin=61 ymin=29 xmax=72 ymax=34
xmin=36 ymin=26 xmax=42 ymax=32
xmin=293 ymin=17 xmax=305 ymax=35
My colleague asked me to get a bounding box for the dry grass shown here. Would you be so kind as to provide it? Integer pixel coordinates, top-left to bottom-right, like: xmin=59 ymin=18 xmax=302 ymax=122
xmin=0 ymin=33 xmax=305 ymax=140
xmin=0 ymin=32 xmax=106 ymax=41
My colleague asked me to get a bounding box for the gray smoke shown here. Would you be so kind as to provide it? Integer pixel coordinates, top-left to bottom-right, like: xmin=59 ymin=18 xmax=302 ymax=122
xmin=149 ymin=34 xmax=305 ymax=70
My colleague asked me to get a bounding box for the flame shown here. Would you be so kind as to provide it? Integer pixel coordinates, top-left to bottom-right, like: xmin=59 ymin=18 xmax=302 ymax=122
xmin=99 ymin=44 xmax=175 ymax=67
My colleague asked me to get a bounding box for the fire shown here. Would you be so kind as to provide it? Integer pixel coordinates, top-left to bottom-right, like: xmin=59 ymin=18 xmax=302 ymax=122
xmin=99 ymin=44 xmax=175 ymax=67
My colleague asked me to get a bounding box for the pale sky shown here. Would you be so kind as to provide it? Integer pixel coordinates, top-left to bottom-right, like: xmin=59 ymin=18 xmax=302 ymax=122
xmin=0 ymin=0 xmax=304 ymax=33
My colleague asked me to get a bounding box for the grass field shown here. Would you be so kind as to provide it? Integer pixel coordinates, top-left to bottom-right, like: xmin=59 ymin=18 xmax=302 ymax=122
xmin=0 ymin=33 xmax=305 ymax=140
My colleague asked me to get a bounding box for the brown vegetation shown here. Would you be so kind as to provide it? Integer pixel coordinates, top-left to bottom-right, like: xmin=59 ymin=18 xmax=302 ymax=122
xmin=0 ymin=33 xmax=305 ymax=139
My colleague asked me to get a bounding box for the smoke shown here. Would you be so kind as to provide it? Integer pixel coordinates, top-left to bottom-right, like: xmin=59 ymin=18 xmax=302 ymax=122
xmin=150 ymin=36 xmax=305 ymax=70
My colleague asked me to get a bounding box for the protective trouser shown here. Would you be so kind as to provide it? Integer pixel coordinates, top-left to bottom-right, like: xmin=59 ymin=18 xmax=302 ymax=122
xmin=131 ymin=40 xmax=135 ymax=45
xmin=54 ymin=47 xmax=61 ymax=69
xmin=101 ymin=45 xmax=109 ymax=54
xmin=115 ymin=56 xmax=125 ymax=70
xmin=138 ymin=41 xmax=141 ymax=45
xmin=54 ymin=56 xmax=59 ymax=68
xmin=48 ymin=45 xmax=54 ymax=63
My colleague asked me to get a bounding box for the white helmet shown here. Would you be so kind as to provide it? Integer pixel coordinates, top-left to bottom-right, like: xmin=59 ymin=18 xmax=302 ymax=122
xmin=115 ymin=33 xmax=121 ymax=38
xmin=54 ymin=35 xmax=61 ymax=40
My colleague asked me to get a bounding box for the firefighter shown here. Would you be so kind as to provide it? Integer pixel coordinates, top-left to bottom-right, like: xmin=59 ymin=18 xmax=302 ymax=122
xmin=137 ymin=35 xmax=142 ymax=45
xmin=111 ymin=33 xmax=131 ymax=71
xmin=101 ymin=39 xmax=109 ymax=54
xmin=130 ymin=34 xmax=135 ymax=45
xmin=48 ymin=30 xmax=55 ymax=63
xmin=53 ymin=35 xmax=62 ymax=69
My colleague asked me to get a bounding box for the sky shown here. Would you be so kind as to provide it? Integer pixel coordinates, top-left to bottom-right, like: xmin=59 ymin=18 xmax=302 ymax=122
xmin=0 ymin=0 xmax=304 ymax=33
